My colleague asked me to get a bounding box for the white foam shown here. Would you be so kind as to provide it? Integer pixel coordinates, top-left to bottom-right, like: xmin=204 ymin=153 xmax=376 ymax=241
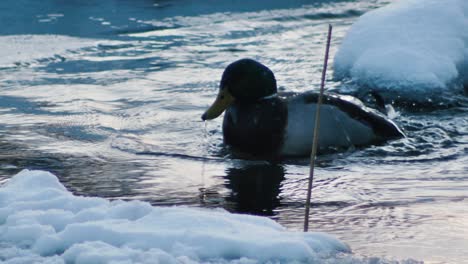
xmin=0 ymin=170 xmax=351 ymax=263
xmin=333 ymin=0 xmax=468 ymax=98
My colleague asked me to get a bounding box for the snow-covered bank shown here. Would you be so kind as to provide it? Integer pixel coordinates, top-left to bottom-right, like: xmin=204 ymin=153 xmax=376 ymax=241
xmin=333 ymin=0 xmax=468 ymax=99
xmin=0 ymin=170 xmax=351 ymax=263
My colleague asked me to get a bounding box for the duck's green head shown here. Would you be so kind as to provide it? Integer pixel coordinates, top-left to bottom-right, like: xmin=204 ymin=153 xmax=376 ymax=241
xmin=201 ymin=58 xmax=277 ymax=121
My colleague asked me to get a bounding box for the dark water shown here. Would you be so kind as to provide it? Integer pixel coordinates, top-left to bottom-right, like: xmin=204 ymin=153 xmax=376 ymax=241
xmin=0 ymin=0 xmax=467 ymax=263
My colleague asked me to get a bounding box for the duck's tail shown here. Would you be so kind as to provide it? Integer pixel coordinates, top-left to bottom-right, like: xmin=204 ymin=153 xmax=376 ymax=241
xmin=368 ymin=90 xmax=398 ymax=118
xmin=369 ymin=90 xmax=386 ymax=114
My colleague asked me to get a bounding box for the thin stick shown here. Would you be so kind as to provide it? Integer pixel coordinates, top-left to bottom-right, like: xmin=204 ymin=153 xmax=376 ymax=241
xmin=199 ymin=121 xmax=208 ymax=202
xmin=304 ymin=24 xmax=332 ymax=232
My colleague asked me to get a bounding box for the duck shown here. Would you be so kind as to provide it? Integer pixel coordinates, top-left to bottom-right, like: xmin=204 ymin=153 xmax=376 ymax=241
xmin=201 ymin=58 xmax=404 ymax=157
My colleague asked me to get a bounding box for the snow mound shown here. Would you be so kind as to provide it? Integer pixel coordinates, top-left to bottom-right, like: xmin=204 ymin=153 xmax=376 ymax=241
xmin=333 ymin=0 xmax=468 ymax=99
xmin=0 ymin=170 xmax=350 ymax=263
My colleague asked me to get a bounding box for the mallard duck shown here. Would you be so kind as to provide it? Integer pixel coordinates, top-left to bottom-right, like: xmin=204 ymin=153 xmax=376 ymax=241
xmin=201 ymin=58 xmax=404 ymax=157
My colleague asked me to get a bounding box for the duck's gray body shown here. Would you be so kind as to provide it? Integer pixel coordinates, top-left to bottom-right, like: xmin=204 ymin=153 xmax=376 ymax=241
xmin=223 ymin=91 xmax=404 ymax=157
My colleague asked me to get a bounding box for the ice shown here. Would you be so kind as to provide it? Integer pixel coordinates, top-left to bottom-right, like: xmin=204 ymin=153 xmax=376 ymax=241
xmin=0 ymin=170 xmax=351 ymax=263
xmin=333 ymin=0 xmax=468 ymax=99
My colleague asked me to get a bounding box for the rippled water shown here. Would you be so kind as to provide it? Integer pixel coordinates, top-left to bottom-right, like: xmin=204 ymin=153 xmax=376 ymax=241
xmin=0 ymin=0 xmax=467 ymax=263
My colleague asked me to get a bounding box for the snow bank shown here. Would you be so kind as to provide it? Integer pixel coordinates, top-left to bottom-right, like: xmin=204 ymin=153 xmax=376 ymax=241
xmin=333 ymin=0 xmax=468 ymax=98
xmin=0 ymin=170 xmax=350 ymax=263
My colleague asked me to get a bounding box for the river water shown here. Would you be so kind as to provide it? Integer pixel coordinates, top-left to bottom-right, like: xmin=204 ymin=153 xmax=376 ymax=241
xmin=0 ymin=0 xmax=467 ymax=263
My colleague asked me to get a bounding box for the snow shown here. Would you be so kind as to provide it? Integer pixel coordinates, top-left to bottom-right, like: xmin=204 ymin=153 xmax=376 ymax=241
xmin=0 ymin=170 xmax=351 ymax=263
xmin=333 ymin=0 xmax=468 ymax=98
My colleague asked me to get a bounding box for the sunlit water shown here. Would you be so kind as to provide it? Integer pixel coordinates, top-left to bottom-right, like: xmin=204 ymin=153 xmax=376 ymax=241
xmin=0 ymin=0 xmax=467 ymax=263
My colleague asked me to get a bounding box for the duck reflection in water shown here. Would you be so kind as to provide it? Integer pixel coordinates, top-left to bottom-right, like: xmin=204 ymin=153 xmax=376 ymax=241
xmin=224 ymin=163 xmax=285 ymax=216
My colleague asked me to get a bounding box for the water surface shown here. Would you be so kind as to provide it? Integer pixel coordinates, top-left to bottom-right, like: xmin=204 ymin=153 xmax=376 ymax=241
xmin=0 ymin=0 xmax=467 ymax=263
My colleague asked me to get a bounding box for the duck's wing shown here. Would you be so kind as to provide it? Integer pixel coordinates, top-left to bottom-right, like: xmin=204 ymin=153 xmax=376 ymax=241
xmin=292 ymin=91 xmax=404 ymax=138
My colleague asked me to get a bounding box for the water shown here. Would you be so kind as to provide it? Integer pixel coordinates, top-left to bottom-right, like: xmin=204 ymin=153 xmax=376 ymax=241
xmin=0 ymin=0 xmax=467 ymax=263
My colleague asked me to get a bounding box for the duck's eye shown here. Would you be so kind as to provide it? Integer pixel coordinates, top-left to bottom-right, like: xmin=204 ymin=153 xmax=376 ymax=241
xmin=220 ymin=95 xmax=225 ymax=100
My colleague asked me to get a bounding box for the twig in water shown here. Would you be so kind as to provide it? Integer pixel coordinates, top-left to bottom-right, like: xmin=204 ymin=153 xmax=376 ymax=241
xmin=304 ymin=24 xmax=333 ymax=232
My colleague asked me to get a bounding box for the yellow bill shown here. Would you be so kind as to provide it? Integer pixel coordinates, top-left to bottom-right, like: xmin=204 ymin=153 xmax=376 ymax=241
xmin=201 ymin=87 xmax=235 ymax=120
